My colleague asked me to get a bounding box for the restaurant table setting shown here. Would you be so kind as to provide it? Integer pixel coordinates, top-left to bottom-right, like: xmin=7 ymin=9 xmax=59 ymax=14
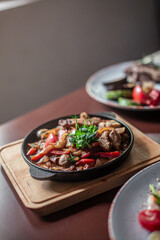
xmin=0 ymin=52 xmax=160 ymax=240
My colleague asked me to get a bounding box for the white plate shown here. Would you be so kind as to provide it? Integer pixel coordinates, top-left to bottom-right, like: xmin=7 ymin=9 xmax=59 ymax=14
xmin=108 ymin=161 xmax=160 ymax=240
xmin=85 ymin=61 xmax=160 ymax=111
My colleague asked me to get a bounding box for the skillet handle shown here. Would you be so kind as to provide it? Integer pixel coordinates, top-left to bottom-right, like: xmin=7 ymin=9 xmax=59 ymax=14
xmin=96 ymin=112 xmax=116 ymax=118
xmin=29 ymin=165 xmax=56 ymax=180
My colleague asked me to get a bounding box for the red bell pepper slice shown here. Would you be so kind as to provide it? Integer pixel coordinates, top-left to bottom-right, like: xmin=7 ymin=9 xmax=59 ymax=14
xmin=50 ymin=149 xmax=70 ymax=155
xmin=50 ymin=147 xmax=77 ymax=155
xmin=44 ymin=133 xmax=58 ymax=147
xmin=31 ymin=152 xmax=44 ymax=161
xmin=93 ymin=151 xmax=120 ymax=158
xmin=50 ymin=150 xmax=66 ymax=155
xmin=81 ymin=151 xmax=91 ymax=158
xmin=31 ymin=144 xmax=54 ymax=161
xmin=75 ymin=158 xmax=95 ymax=166
xmin=27 ymin=148 xmax=37 ymax=155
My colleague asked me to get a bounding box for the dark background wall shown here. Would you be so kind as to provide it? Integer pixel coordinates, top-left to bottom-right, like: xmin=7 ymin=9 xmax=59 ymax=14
xmin=0 ymin=0 xmax=159 ymax=124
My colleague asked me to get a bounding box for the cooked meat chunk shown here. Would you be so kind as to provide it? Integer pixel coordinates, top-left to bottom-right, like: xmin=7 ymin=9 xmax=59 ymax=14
xmin=98 ymin=131 xmax=112 ymax=151
xmin=58 ymin=154 xmax=70 ymax=167
xmin=109 ymin=130 xmax=121 ymax=150
xmin=80 ymin=112 xmax=88 ymax=119
xmin=67 ymin=165 xmax=76 ymax=171
xmin=125 ymin=63 xmax=160 ymax=82
xmin=72 ymin=150 xmax=82 ymax=156
xmin=91 ymin=117 xmax=101 ymax=125
xmin=76 ymin=166 xmax=83 ymax=171
xmin=95 ymin=158 xmax=107 ymax=167
xmin=37 ymin=128 xmax=48 ymax=138
xmin=37 ymin=155 xmax=50 ymax=164
xmin=58 ymin=119 xmax=75 ymax=127
xmin=121 ymin=140 xmax=130 ymax=151
xmin=121 ymin=133 xmax=130 ymax=151
xmin=98 ymin=121 xmax=106 ymax=129
xmin=138 ymin=72 xmax=152 ymax=82
xmin=45 ymin=161 xmax=52 ymax=168
xmin=38 ymin=161 xmax=52 ymax=169
xmin=121 ymin=133 xmax=130 ymax=143
xmin=50 ymin=156 xmax=59 ymax=164
xmin=28 ymin=140 xmax=44 ymax=150
xmin=58 ymin=117 xmax=101 ymax=127
xmin=115 ymin=127 xmax=125 ymax=135
xmin=105 ymin=120 xmax=121 ymax=128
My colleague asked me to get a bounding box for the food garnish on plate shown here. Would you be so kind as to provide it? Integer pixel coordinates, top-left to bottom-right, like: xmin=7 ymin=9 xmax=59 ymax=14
xmin=104 ymin=53 xmax=160 ymax=107
xmin=138 ymin=183 xmax=160 ymax=239
xmin=26 ymin=112 xmax=130 ymax=172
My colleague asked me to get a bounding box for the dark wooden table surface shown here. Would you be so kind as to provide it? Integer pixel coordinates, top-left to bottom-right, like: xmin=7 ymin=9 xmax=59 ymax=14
xmin=0 ymin=87 xmax=160 ymax=240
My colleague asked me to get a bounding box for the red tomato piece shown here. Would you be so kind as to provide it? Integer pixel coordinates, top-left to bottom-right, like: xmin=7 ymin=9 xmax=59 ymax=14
xmin=44 ymin=133 xmax=58 ymax=147
xmin=132 ymin=85 xmax=148 ymax=104
xmin=148 ymin=89 xmax=160 ymax=106
xmin=138 ymin=209 xmax=160 ymax=232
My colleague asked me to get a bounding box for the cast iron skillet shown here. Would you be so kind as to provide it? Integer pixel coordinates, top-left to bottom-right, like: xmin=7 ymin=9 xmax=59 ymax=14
xmin=21 ymin=112 xmax=134 ymax=181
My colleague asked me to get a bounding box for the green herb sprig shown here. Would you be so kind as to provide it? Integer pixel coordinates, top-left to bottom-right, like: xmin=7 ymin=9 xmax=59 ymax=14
xmin=149 ymin=184 xmax=160 ymax=206
xmin=69 ymin=120 xmax=98 ymax=149
xmin=69 ymin=152 xmax=76 ymax=163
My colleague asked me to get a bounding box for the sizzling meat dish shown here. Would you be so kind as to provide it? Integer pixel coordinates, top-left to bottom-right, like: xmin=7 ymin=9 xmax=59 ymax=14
xmin=26 ymin=113 xmax=130 ymax=172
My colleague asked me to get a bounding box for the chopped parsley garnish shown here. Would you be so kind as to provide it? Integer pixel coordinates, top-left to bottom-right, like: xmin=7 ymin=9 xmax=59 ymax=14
xmin=149 ymin=184 xmax=160 ymax=206
xmin=69 ymin=153 xmax=76 ymax=163
xmin=69 ymin=120 xmax=98 ymax=149
xmin=69 ymin=141 xmax=78 ymax=163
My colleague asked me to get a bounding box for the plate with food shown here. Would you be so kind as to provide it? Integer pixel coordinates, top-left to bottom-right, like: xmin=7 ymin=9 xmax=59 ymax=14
xmin=86 ymin=51 xmax=160 ymax=111
xmin=108 ymin=161 xmax=160 ymax=240
xmin=21 ymin=112 xmax=133 ymax=181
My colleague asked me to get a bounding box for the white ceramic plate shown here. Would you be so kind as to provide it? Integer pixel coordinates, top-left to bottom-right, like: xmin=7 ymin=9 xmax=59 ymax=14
xmin=85 ymin=61 xmax=160 ymax=111
xmin=108 ymin=161 xmax=160 ymax=240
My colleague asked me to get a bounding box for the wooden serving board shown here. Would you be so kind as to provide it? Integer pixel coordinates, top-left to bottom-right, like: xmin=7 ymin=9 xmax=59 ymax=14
xmin=0 ymin=114 xmax=160 ymax=216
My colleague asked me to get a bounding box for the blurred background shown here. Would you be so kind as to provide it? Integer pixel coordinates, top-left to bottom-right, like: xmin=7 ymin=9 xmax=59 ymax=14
xmin=0 ymin=0 xmax=160 ymax=124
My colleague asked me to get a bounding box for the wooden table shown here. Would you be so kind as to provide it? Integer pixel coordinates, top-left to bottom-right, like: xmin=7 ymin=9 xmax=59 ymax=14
xmin=0 ymin=88 xmax=160 ymax=240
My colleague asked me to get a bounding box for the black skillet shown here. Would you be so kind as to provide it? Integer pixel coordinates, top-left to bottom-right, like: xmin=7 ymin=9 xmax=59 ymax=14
xmin=21 ymin=112 xmax=134 ymax=181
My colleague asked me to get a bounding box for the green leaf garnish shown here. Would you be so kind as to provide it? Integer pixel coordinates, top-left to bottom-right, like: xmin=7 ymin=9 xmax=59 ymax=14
xmin=74 ymin=115 xmax=79 ymax=131
xmin=149 ymin=184 xmax=160 ymax=206
xmin=69 ymin=152 xmax=76 ymax=163
xmin=69 ymin=122 xmax=98 ymax=149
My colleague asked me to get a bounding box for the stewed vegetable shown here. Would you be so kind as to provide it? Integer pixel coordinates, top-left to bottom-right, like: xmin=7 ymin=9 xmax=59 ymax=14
xmin=26 ymin=112 xmax=130 ymax=172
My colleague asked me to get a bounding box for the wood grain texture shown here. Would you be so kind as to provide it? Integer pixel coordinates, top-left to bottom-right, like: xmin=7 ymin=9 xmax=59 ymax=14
xmin=0 ymin=115 xmax=160 ymax=215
